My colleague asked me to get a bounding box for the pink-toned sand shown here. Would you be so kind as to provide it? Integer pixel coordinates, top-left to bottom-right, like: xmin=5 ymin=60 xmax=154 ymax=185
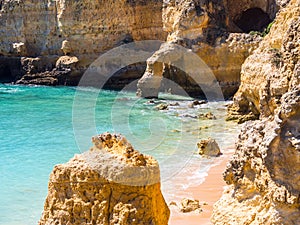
xmin=168 ymin=149 xmax=233 ymax=225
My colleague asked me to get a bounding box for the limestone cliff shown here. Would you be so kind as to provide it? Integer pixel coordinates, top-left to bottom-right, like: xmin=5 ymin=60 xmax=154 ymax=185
xmin=0 ymin=0 xmax=166 ymax=84
xmin=228 ymin=0 xmax=298 ymax=119
xmin=39 ymin=133 xmax=170 ymax=225
xmin=137 ymin=0 xmax=283 ymax=99
xmin=1 ymin=0 xmax=285 ymax=99
xmin=212 ymin=0 xmax=300 ymax=224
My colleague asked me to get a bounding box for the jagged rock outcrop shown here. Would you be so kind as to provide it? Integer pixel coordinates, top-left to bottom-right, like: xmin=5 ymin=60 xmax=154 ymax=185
xmin=137 ymin=0 xmax=285 ymax=99
xmin=213 ymin=90 xmax=300 ymax=225
xmin=179 ymin=198 xmax=202 ymax=213
xmin=39 ymin=133 xmax=170 ymax=225
xmin=212 ymin=0 xmax=300 ymax=224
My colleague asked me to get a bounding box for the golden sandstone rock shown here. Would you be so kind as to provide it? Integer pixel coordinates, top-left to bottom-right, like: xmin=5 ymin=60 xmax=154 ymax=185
xmin=229 ymin=0 xmax=300 ymax=120
xmin=179 ymin=198 xmax=202 ymax=213
xmin=197 ymin=138 xmax=222 ymax=157
xmin=0 ymin=0 xmax=282 ymax=98
xmin=137 ymin=0 xmax=279 ymax=98
xmin=0 ymin=0 xmax=166 ymax=84
xmin=212 ymin=1 xmax=300 ymax=224
xmin=39 ymin=133 xmax=170 ymax=225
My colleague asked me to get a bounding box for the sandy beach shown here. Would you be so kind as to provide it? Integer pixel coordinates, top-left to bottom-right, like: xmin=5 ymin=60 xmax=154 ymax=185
xmin=169 ymin=148 xmax=233 ymax=225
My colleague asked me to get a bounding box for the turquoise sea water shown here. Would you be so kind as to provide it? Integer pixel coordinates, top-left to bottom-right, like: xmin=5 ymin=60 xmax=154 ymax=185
xmin=0 ymin=84 xmax=240 ymax=225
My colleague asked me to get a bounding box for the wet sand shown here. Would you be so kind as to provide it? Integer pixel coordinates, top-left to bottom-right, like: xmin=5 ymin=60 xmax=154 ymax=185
xmin=169 ymin=148 xmax=233 ymax=225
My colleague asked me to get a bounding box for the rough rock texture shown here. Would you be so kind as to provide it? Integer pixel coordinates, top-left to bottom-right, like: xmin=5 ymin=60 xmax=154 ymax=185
xmin=0 ymin=0 xmax=166 ymax=84
xmin=212 ymin=0 xmax=300 ymax=224
xmin=137 ymin=0 xmax=286 ymax=99
xmin=0 ymin=0 xmax=286 ymax=99
xmin=197 ymin=138 xmax=221 ymax=157
xmin=228 ymin=0 xmax=298 ymax=120
xmin=179 ymin=198 xmax=202 ymax=213
xmin=39 ymin=133 xmax=170 ymax=225
xmin=213 ymin=90 xmax=300 ymax=225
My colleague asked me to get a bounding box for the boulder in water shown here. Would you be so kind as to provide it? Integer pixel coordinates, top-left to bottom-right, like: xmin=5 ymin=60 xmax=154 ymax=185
xmin=197 ymin=138 xmax=222 ymax=157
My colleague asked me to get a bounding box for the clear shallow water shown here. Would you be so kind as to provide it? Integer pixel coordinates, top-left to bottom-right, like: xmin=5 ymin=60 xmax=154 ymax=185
xmin=0 ymin=84 xmax=240 ymax=225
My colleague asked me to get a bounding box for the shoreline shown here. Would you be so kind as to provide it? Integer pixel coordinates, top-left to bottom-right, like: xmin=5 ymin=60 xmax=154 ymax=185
xmin=168 ymin=147 xmax=234 ymax=225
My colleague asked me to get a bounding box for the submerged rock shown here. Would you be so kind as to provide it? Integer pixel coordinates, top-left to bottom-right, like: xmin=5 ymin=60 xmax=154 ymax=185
xmin=188 ymin=100 xmax=207 ymax=108
xmin=155 ymin=103 xmax=169 ymax=110
xmin=198 ymin=112 xmax=217 ymax=120
xmin=39 ymin=133 xmax=170 ymax=225
xmin=197 ymin=138 xmax=222 ymax=157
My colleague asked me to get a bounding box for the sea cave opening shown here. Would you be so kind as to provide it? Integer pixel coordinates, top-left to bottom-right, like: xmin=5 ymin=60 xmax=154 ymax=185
xmin=103 ymin=63 xmax=207 ymax=99
xmin=0 ymin=65 xmax=13 ymax=83
xmin=234 ymin=7 xmax=272 ymax=33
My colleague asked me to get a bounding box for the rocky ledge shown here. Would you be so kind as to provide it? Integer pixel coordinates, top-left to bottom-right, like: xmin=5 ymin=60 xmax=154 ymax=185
xmin=39 ymin=133 xmax=170 ymax=225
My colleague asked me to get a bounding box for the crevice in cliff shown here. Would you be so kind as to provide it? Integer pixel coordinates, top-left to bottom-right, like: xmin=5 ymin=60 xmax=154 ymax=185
xmin=107 ymin=186 xmax=113 ymax=224
xmin=234 ymin=8 xmax=272 ymax=33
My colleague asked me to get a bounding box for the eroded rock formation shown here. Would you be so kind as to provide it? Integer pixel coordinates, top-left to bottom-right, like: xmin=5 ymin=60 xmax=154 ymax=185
xmin=197 ymin=138 xmax=221 ymax=157
xmin=228 ymin=0 xmax=298 ymax=120
xmin=137 ymin=0 xmax=284 ymax=99
xmin=0 ymin=0 xmax=166 ymax=84
xmin=39 ymin=133 xmax=170 ymax=225
xmin=0 ymin=0 xmax=285 ymax=99
xmin=212 ymin=0 xmax=300 ymax=224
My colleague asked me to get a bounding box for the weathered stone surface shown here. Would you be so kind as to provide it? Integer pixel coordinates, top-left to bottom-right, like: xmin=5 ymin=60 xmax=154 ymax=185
xmin=155 ymin=103 xmax=169 ymax=110
xmin=39 ymin=133 xmax=170 ymax=225
xmin=212 ymin=1 xmax=300 ymax=224
xmin=179 ymin=198 xmax=202 ymax=213
xmin=213 ymin=89 xmax=300 ymax=225
xmin=15 ymin=69 xmax=70 ymax=86
xmin=197 ymin=138 xmax=221 ymax=157
xmin=0 ymin=0 xmax=285 ymax=99
xmin=198 ymin=112 xmax=217 ymax=120
xmin=137 ymin=0 xmax=284 ymax=98
xmin=0 ymin=0 xmax=166 ymax=84
xmin=229 ymin=0 xmax=299 ymax=120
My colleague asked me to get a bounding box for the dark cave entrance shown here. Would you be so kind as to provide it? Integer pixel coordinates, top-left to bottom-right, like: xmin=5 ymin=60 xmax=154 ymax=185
xmin=234 ymin=7 xmax=272 ymax=33
xmin=103 ymin=63 xmax=207 ymax=99
xmin=0 ymin=65 xmax=13 ymax=83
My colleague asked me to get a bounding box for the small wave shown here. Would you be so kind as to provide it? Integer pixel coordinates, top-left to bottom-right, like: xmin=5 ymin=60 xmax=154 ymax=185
xmin=0 ymin=87 xmax=23 ymax=94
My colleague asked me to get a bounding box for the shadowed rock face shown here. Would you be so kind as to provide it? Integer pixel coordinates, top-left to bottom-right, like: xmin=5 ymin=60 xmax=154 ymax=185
xmin=212 ymin=1 xmax=300 ymax=224
xmin=39 ymin=133 xmax=170 ymax=225
xmin=234 ymin=7 xmax=272 ymax=33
